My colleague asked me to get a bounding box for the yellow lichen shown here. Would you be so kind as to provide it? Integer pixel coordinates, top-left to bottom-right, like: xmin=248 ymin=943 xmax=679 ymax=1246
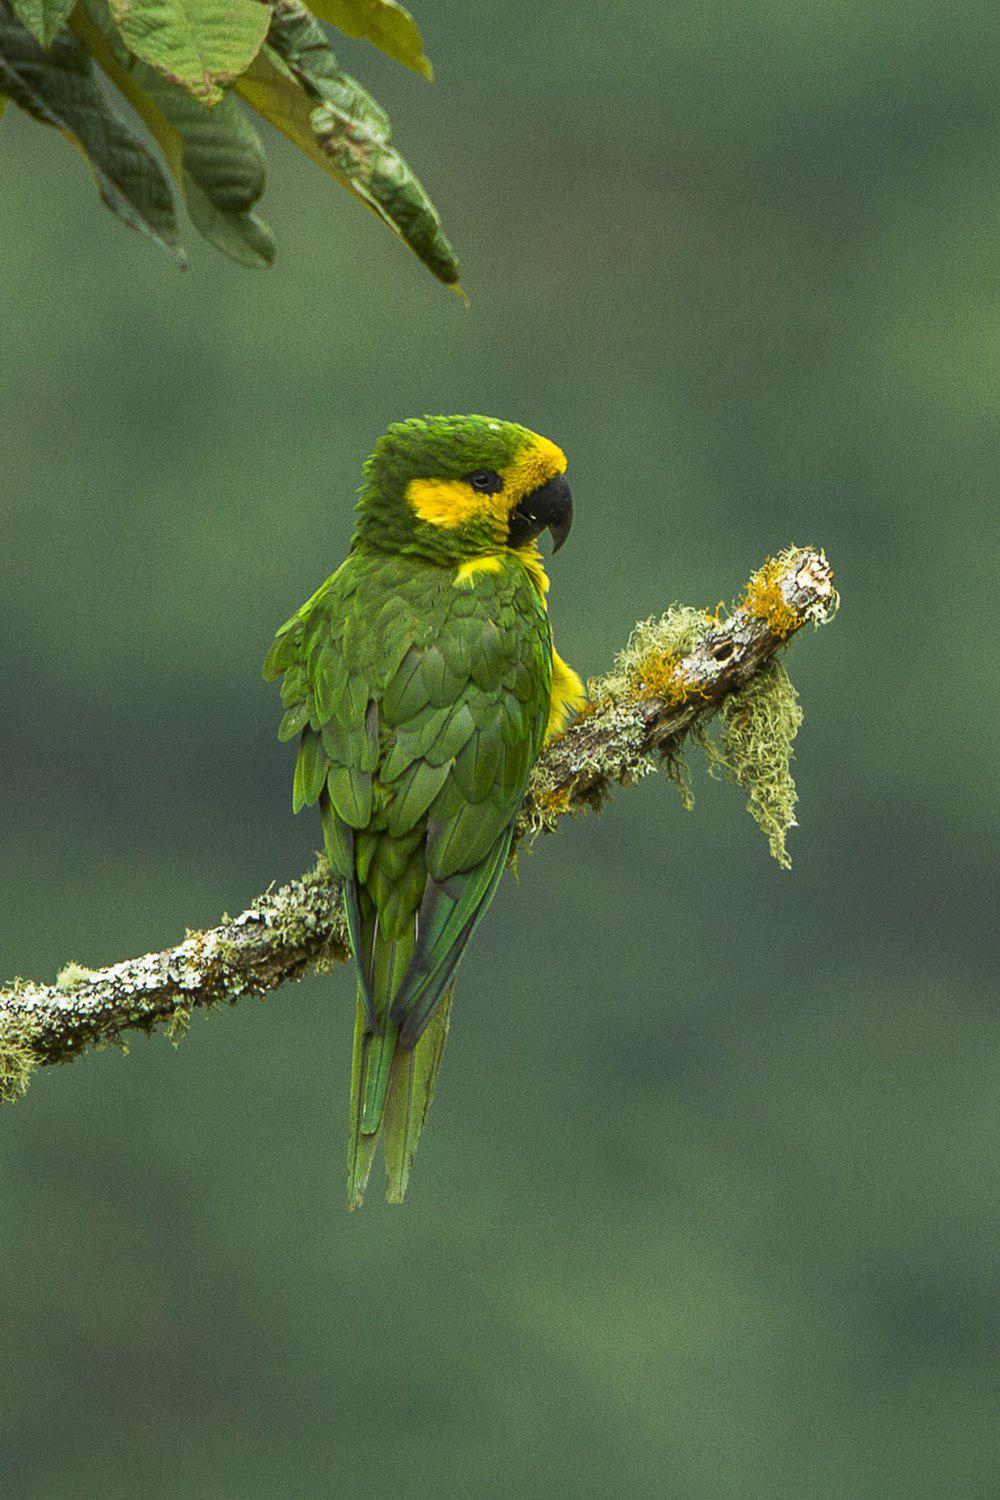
xmin=534 ymin=783 xmax=573 ymax=818
xmin=632 ymin=649 xmax=690 ymax=704
xmin=741 ymin=555 xmax=801 ymax=638
xmin=520 ymin=776 xmax=576 ymax=837
xmin=598 ymin=605 xmax=710 ymax=708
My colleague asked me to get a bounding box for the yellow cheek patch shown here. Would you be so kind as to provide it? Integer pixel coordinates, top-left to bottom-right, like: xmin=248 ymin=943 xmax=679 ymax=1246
xmin=406 ymin=476 xmax=507 ymax=529
xmin=405 ymin=433 xmax=567 ymax=534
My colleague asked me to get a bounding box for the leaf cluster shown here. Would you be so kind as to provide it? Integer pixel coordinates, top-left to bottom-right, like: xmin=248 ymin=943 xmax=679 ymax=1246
xmin=0 ymin=0 xmax=459 ymax=279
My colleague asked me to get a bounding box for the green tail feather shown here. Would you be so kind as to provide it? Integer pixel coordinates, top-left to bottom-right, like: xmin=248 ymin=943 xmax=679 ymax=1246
xmin=383 ymin=990 xmax=452 ymax=1204
xmin=358 ymin=926 xmax=409 ymax=1138
xmin=347 ymin=908 xmax=453 ymax=1209
xmin=347 ymin=993 xmax=380 ymax=1210
xmin=360 ymin=1019 xmax=399 ymax=1133
xmin=347 ymin=987 xmax=453 ymax=1209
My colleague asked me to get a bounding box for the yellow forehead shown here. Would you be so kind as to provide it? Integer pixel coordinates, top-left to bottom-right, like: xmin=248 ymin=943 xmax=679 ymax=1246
xmin=505 ymin=435 xmax=567 ymax=496
xmin=405 ymin=435 xmax=567 ymax=530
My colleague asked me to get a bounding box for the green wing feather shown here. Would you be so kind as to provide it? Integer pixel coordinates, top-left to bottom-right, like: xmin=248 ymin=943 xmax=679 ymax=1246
xmin=265 ymin=551 xmax=552 ymax=1206
xmin=390 ymin=826 xmax=512 ymax=1046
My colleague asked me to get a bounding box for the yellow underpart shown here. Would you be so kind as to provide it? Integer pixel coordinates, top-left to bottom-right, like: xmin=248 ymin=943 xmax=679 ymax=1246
xmin=547 ymin=648 xmax=586 ymax=740
xmin=453 ymin=555 xmax=505 ymax=588
xmin=405 ymin=434 xmax=568 ymax=531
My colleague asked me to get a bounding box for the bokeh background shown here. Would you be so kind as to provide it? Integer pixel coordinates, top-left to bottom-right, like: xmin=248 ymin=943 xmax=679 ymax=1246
xmin=3 ymin=2 xmax=999 ymax=1494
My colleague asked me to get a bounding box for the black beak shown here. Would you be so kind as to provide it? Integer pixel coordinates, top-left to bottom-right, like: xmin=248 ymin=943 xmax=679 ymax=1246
xmin=507 ymin=473 xmax=573 ymax=553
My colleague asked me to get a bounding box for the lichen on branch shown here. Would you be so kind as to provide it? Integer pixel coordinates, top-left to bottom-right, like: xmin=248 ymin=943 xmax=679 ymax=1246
xmin=0 ymin=545 xmax=837 ymax=1098
xmin=519 ymin=545 xmax=835 ymax=836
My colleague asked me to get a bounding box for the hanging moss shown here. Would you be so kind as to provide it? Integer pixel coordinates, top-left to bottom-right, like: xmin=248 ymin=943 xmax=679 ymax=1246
xmin=662 ymin=750 xmax=696 ymax=812
xmin=707 ymin=659 xmax=803 ymax=868
xmin=0 ymin=1020 xmax=40 ymax=1103
xmin=167 ymin=1006 xmax=191 ymax=1047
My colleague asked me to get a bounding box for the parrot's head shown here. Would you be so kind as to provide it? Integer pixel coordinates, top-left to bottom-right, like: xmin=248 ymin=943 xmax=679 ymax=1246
xmin=353 ymin=415 xmax=573 ymax=562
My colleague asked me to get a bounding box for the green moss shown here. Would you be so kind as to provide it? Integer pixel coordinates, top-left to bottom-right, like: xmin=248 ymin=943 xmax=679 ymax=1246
xmin=613 ymin=607 xmax=712 ymax=812
xmin=214 ymin=936 xmax=240 ymax=968
xmin=663 ymin=750 xmax=696 ymax=812
xmin=92 ymin=1034 xmax=130 ymax=1056
xmin=56 ymin=961 xmax=93 ymax=993
xmin=0 ymin=1021 xmax=41 ymax=1103
xmin=167 ymin=1006 xmax=191 ymax=1047
xmin=313 ymin=950 xmax=343 ymax=974
xmin=607 ymin=593 xmax=810 ymax=858
xmin=707 ymin=659 xmax=803 ymax=868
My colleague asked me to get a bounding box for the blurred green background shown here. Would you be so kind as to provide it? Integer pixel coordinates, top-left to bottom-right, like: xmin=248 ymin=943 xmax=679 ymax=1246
xmin=2 ymin=1 xmax=998 ymax=1494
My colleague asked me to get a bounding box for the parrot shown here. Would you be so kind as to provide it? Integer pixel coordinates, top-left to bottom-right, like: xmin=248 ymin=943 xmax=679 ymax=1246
xmin=263 ymin=415 xmax=584 ymax=1208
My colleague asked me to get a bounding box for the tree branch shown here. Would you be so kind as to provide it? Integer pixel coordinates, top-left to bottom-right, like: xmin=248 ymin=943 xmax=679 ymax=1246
xmin=0 ymin=546 xmax=837 ymax=1099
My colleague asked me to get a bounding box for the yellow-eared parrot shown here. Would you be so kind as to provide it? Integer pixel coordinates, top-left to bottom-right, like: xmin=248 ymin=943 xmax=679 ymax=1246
xmin=264 ymin=416 xmax=583 ymax=1206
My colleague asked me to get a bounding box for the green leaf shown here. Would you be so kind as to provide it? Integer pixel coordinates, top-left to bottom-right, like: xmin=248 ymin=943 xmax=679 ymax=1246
xmin=9 ymin=0 xmax=74 ymax=48
xmin=0 ymin=2 xmax=182 ymax=258
xmin=235 ymin=41 xmax=368 ymax=177
xmin=108 ymin=0 xmax=269 ymax=106
xmin=309 ymin=0 xmax=431 ymax=80
xmin=76 ymin=0 xmax=274 ymax=266
xmin=181 ymin=145 xmax=273 ymax=266
xmin=236 ymin=2 xmax=458 ymax=285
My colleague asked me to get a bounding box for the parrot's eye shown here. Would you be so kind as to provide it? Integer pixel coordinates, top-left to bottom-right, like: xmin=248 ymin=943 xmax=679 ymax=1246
xmin=465 ymin=469 xmax=504 ymax=494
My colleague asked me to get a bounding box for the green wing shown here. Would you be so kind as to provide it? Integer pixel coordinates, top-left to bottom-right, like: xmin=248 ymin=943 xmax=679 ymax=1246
xmin=265 ymin=551 xmax=552 ymax=1203
xmin=265 ymin=551 xmax=551 ymax=997
xmin=374 ymin=571 xmax=552 ymax=1043
xmin=263 ymin=558 xmax=380 ymax=1025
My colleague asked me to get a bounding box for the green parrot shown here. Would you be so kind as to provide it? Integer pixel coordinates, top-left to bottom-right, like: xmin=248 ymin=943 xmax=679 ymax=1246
xmin=264 ymin=415 xmax=584 ymax=1208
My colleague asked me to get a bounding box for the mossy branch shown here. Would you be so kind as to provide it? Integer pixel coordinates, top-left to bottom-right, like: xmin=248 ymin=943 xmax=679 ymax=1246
xmin=0 ymin=546 xmax=837 ymax=1100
